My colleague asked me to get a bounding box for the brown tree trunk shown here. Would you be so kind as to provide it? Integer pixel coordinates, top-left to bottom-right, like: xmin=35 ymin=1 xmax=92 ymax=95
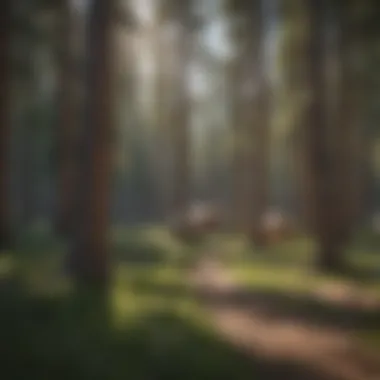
xmin=0 ymin=0 xmax=12 ymax=250
xmin=341 ymin=5 xmax=370 ymax=230
xmin=151 ymin=6 xmax=174 ymax=221
xmin=171 ymin=2 xmax=192 ymax=217
xmin=315 ymin=237 xmax=346 ymax=273
xmin=228 ymin=0 xmax=269 ymax=239
xmin=318 ymin=2 xmax=362 ymax=268
xmin=306 ymin=0 xmax=335 ymax=271
xmin=279 ymin=0 xmax=315 ymax=232
xmin=56 ymin=0 xmax=78 ymax=237
xmin=245 ymin=1 xmax=270 ymax=244
xmin=306 ymin=0 xmax=346 ymax=273
xmin=334 ymin=3 xmax=355 ymax=246
xmin=229 ymin=46 xmax=246 ymax=231
xmin=20 ymin=105 xmax=35 ymax=227
xmin=69 ymin=0 xmax=115 ymax=287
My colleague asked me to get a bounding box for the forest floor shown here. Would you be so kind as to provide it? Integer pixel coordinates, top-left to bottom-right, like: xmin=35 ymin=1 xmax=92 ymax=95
xmin=189 ymin=241 xmax=380 ymax=380
xmin=1 ymin=225 xmax=380 ymax=379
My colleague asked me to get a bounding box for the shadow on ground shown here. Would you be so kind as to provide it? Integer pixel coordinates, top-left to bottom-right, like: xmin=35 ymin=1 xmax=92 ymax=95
xmin=199 ymin=286 xmax=380 ymax=332
xmin=1 ymin=279 xmax=340 ymax=380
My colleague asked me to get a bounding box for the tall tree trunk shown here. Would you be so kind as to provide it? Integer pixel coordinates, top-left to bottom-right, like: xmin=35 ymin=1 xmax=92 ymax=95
xmin=229 ymin=43 xmax=246 ymax=231
xmin=151 ymin=4 xmax=173 ymax=221
xmin=279 ymin=0 xmax=314 ymax=230
xmin=250 ymin=76 xmax=270 ymax=244
xmin=56 ymin=0 xmax=77 ymax=237
xmin=333 ymin=3 xmax=358 ymax=246
xmin=70 ymin=0 xmax=115 ymax=287
xmin=0 ymin=0 xmax=11 ymax=250
xmin=228 ymin=0 xmax=269 ymax=238
xmin=344 ymin=4 xmax=371 ymax=229
xmin=171 ymin=1 xmax=192 ymax=217
xmin=245 ymin=0 xmax=270 ymax=244
xmin=306 ymin=0 xmax=346 ymax=272
xmin=20 ymin=104 xmax=36 ymax=227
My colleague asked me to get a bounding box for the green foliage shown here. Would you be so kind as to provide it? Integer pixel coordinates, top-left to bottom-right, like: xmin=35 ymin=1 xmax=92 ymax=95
xmin=221 ymin=233 xmax=380 ymax=289
xmin=0 ymin=247 xmax=264 ymax=380
xmin=111 ymin=226 xmax=187 ymax=265
xmin=3 ymin=228 xmax=380 ymax=379
xmin=0 ymin=289 xmax=261 ymax=380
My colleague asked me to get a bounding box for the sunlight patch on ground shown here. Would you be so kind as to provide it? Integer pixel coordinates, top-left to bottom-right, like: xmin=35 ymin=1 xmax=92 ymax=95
xmin=0 ymin=254 xmax=14 ymax=277
xmin=112 ymin=263 xmax=204 ymax=328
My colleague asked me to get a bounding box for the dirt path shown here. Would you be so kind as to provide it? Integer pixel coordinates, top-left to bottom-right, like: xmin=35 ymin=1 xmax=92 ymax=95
xmin=189 ymin=257 xmax=380 ymax=380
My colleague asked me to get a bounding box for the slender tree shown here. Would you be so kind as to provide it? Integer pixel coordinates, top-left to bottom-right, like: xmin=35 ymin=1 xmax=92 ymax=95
xmin=347 ymin=0 xmax=380 ymax=226
xmin=332 ymin=2 xmax=359 ymax=247
xmin=151 ymin=0 xmax=174 ymax=220
xmin=227 ymin=2 xmax=249 ymax=231
xmin=246 ymin=0 xmax=270 ymax=244
xmin=55 ymin=0 xmax=78 ymax=237
xmin=277 ymin=0 xmax=311 ymax=228
xmin=305 ymin=0 xmax=333 ymax=270
xmin=170 ymin=0 xmax=194 ymax=217
xmin=0 ymin=0 xmax=11 ymax=250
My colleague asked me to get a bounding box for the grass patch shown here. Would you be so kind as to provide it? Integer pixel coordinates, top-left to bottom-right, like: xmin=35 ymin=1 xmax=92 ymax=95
xmin=4 ymin=227 xmax=379 ymax=379
xmin=209 ymin=231 xmax=380 ymax=290
xmin=111 ymin=225 xmax=191 ymax=265
xmin=2 ymin=227 xmax=279 ymax=380
xmin=359 ymin=331 xmax=380 ymax=351
xmin=0 ymin=258 xmax=272 ymax=380
xmin=210 ymin=233 xmax=380 ymax=354
xmin=225 ymin=236 xmax=380 ymax=295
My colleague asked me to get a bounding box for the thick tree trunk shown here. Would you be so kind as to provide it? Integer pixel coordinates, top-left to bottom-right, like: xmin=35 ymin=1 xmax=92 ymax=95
xmin=0 ymin=0 xmax=12 ymax=250
xmin=229 ymin=0 xmax=270 ymax=238
xmin=171 ymin=2 xmax=192 ymax=217
xmin=70 ymin=0 xmax=115 ymax=287
xmin=316 ymin=239 xmax=346 ymax=273
xmin=342 ymin=6 xmax=370 ymax=231
xmin=332 ymin=3 xmax=359 ymax=248
xmin=245 ymin=1 xmax=270 ymax=244
xmin=280 ymin=0 xmax=315 ymax=232
xmin=306 ymin=0 xmax=347 ymax=273
xmin=56 ymin=0 xmax=77 ymax=237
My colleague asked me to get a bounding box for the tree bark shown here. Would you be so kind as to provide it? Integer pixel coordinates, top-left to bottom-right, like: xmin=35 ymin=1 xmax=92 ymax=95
xmin=334 ymin=3 xmax=356 ymax=246
xmin=228 ymin=0 xmax=269 ymax=239
xmin=229 ymin=13 xmax=249 ymax=232
xmin=246 ymin=1 xmax=270 ymax=243
xmin=306 ymin=0 xmax=346 ymax=273
xmin=315 ymin=238 xmax=346 ymax=273
xmin=171 ymin=1 xmax=192 ymax=217
xmin=0 ymin=0 xmax=12 ymax=250
xmin=151 ymin=5 xmax=174 ymax=221
xmin=69 ymin=0 xmax=115 ymax=287
xmin=229 ymin=41 xmax=246 ymax=231
xmin=56 ymin=0 xmax=78 ymax=237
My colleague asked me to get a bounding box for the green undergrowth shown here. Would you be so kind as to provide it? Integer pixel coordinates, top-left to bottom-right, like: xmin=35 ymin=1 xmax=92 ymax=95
xmin=0 ymin=225 xmax=267 ymax=380
xmin=209 ymin=231 xmax=380 ymax=290
xmin=2 ymin=225 xmax=379 ymax=379
xmin=209 ymin=232 xmax=380 ymax=355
